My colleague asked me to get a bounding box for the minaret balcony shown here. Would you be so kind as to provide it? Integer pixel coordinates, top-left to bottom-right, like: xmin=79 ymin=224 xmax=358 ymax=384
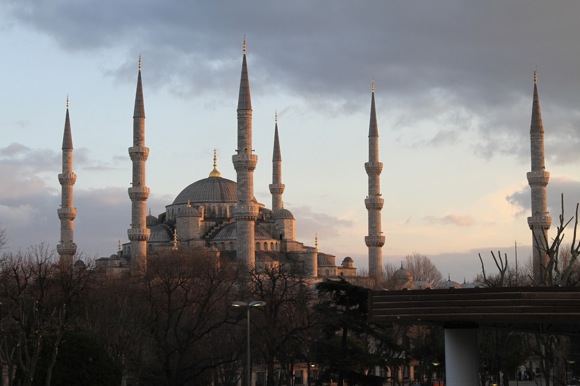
xmin=365 ymin=196 xmax=384 ymax=210
xmin=57 ymin=207 xmax=77 ymax=220
xmin=232 ymin=154 xmax=258 ymax=171
xmin=128 ymin=228 xmax=151 ymax=241
xmin=527 ymin=215 xmax=552 ymax=229
xmin=527 ymin=170 xmax=550 ymax=186
xmin=57 ymin=241 xmax=77 ymax=256
xmin=233 ymin=204 xmax=259 ymax=221
xmin=365 ymin=235 xmax=386 ymax=247
xmin=365 ymin=162 xmax=383 ymax=175
xmin=129 ymin=146 xmax=150 ymax=161
xmin=128 ymin=186 xmax=150 ymax=201
xmin=269 ymin=183 xmax=285 ymax=195
xmin=58 ymin=172 xmax=77 ymax=185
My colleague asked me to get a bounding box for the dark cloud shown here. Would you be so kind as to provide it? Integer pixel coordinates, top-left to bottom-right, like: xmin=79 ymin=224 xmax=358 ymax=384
xmin=4 ymin=1 xmax=580 ymax=161
xmin=423 ymin=214 xmax=475 ymax=227
xmin=507 ymin=177 xmax=580 ymax=219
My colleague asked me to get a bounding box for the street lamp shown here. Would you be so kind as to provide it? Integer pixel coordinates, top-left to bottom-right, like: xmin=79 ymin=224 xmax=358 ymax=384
xmin=232 ymin=300 xmax=266 ymax=386
xmin=432 ymin=362 xmax=440 ymax=385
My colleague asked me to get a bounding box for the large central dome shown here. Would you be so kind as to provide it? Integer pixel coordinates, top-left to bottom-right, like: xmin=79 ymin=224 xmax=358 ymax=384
xmin=173 ymin=176 xmax=237 ymax=204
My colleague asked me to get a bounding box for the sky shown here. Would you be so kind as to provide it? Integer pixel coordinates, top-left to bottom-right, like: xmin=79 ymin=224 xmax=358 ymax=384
xmin=2 ymin=1 xmax=580 ymax=280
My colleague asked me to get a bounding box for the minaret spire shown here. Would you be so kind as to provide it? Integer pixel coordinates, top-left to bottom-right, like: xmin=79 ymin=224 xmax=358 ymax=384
xmin=128 ymin=56 xmax=151 ymax=275
xmin=365 ymin=82 xmax=385 ymax=281
xmin=527 ymin=71 xmax=551 ymax=283
xmin=269 ymin=112 xmax=285 ymax=212
xmin=57 ymin=98 xmax=77 ymax=269
xmin=233 ymin=38 xmax=259 ymax=270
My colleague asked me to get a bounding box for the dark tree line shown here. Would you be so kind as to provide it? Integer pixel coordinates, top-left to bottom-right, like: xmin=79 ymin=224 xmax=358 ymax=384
xmin=0 ymin=245 xmax=426 ymax=386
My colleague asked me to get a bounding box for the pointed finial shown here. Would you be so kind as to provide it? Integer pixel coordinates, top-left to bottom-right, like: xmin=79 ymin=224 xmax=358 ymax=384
xmin=400 ymin=261 xmax=404 ymax=269
xmin=533 ymin=70 xmax=537 ymax=85
xmin=172 ymin=229 xmax=178 ymax=250
xmin=314 ymin=233 xmax=318 ymax=249
xmin=448 ymin=273 xmax=451 ymax=281
xmin=371 ymin=80 xmax=376 ymax=93
xmin=242 ymin=35 xmax=247 ymax=55
xmin=138 ymin=55 xmax=142 ymax=71
xmin=118 ymin=240 xmax=122 ymax=252
xmin=66 ymin=95 xmax=70 ymax=109
xmin=275 ymin=110 xmax=278 ymax=123
xmin=209 ymin=149 xmax=221 ymax=177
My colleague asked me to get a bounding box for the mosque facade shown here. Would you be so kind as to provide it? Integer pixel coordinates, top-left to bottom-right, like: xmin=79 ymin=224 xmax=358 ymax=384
xmin=57 ymin=45 xmax=382 ymax=279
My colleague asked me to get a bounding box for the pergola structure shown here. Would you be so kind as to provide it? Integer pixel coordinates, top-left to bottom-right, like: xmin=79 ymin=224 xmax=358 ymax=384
xmin=369 ymin=287 xmax=580 ymax=385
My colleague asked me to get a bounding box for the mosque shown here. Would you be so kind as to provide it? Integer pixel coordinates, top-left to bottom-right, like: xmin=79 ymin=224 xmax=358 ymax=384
xmin=56 ymin=42 xmax=386 ymax=280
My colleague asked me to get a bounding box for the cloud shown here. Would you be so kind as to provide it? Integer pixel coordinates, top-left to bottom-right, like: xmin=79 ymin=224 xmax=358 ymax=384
xmin=289 ymin=205 xmax=354 ymax=240
xmin=5 ymin=1 xmax=580 ymax=162
xmin=0 ymin=142 xmax=123 ymax=175
xmin=506 ymin=176 xmax=580 ymax=218
xmin=423 ymin=214 xmax=475 ymax=227
xmin=0 ymin=143 xmax=169 ymax=255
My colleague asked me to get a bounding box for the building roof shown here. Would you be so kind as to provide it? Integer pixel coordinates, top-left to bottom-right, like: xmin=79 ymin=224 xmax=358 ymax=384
xmin=173 ymin=176 xmax=237 ymax=204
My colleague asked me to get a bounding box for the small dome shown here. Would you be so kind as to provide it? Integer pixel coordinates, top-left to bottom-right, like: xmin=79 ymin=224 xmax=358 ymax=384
xmin=146 ymin=214 xmax=158 ymax=226
xmin=394 ymin=266 xmax=412 ymax=282
xmin=173 ymin=176 xmax=237 ymax=205
xmin=341 ymin=256 xmax=354 ymax=268
xmin=177 ymin=203 xmax=200 ymax=217
xmin=273 ymin=208 xmax=295 ymax=220
xmin=73 ymin=260 xmax=86 ymax=269
xmin=149 ymin=224 xmax=172 ymax=242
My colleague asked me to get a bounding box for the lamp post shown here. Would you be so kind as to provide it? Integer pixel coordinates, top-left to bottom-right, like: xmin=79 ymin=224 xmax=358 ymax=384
xmin=232 ymin=300 xmax=266 ymax=386
xmin=432 ymin=362 xmax=440 ymax=386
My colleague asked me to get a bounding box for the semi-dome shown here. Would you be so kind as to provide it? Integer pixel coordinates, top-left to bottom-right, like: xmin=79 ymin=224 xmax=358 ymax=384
xmin=173 ymin=176 xmax=237 ymax=205
xmin=273 ymin=208 xmax=294 ymax=220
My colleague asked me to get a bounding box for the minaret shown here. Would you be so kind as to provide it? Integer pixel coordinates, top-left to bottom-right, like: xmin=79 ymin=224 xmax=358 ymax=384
xmin=232 ymin=39 xmax=259 ymax=270
xmin=527 ymin=71 xmax=551 ymax=283
xmin=57 ymin=97 xmax=77 ymax=269
xmin=364 ymin=82 xmax=385 ymax=280
xmin=127 ymin=56 xmax=151 ymax=275
xmin=269 ymin=112 xmax=285 ymax=212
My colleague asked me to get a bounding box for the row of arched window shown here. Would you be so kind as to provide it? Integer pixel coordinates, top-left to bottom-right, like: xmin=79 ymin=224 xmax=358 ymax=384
xmin=208 ymin=240 xmax=280 ymax=251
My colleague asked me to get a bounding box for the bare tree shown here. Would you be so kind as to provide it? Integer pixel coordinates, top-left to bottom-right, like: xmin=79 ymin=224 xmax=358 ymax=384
xmin=141 ymin=249 xmax=240 ymax=385
xmin=404 ymin=253 xmax=443 ymax=287
xmin=247 ymin=264 xmax=315 ymax=386
xmin=382 ymin=254 xmax=442 ymax=289
xmin=0 ymin=227 xmax=6 ymax=250
xmin=0 ymin=243 xmax=90 ymax=386
xmin=533 ymin=195 xmax=580 ymax=286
